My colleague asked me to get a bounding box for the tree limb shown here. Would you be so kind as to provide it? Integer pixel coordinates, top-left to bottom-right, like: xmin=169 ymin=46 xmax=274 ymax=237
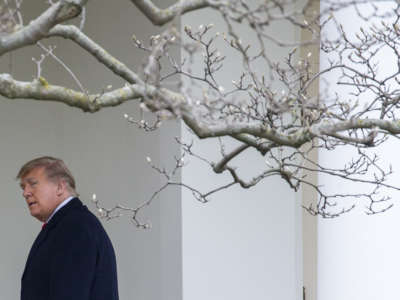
xmin=129 ymin=0 xmax=210 ymax=26
xmin=0 ymin=73 xmax=143 ymax=112
xmin=213 ymin=144 xmax=249 ymax=173
xmin=0 ymin=0 xmax=86 ymax=56
xmin=48 ymin=25 xmax=142 ymax=84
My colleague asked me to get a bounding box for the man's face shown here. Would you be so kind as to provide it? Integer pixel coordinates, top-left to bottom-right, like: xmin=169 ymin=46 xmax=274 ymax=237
xmin=20 ymin=167 xmax=61 ymax=222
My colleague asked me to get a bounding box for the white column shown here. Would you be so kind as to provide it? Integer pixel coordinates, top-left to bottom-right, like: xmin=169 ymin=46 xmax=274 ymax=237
xmin=318 ymin=2 xmax=400 ymax=299
xmin=180 ymin=6 xmax=303 ymax=300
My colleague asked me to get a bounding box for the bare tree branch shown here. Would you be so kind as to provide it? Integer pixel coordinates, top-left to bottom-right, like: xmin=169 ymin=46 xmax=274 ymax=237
xmin=129 ymin=0 xmax=210 ymax=26
xmin=0 ymin=74 xmax=144 ymax=112
xmin=2 ymin=0 xmax=400 ymax=218
xmin=47 ymin=25 xmax=142 ymax=84
xmin=0 ymin=0 xmax=86 ymax=56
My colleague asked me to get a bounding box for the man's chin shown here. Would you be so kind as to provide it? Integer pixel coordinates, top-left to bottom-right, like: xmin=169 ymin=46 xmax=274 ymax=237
xmin=29 ymin=210 xmax=43 ymax=222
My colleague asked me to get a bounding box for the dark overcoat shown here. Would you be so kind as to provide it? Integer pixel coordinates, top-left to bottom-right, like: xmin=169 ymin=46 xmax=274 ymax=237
xmin=21 ymin=198 xmax=119 ymax=300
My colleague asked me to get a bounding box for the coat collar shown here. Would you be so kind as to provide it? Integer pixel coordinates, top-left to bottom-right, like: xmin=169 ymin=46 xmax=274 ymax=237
xmin=45 ymin=197 xmax=82 ymax=230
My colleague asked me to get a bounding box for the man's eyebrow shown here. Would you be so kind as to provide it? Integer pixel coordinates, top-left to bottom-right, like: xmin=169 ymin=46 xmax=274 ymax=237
xmin=20 ymin=178 xmax=37 ymax=187
xmin=23 ymin=177 xmax=36 ymax=182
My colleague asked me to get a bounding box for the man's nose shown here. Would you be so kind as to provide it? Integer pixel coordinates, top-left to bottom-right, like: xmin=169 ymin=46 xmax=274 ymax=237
xmin=23 ymin=188 xmax=31 ymax=199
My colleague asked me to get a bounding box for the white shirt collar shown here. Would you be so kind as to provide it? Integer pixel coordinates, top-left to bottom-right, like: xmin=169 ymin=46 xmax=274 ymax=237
xmin=45 ymin=196 xmax=75 ymax=223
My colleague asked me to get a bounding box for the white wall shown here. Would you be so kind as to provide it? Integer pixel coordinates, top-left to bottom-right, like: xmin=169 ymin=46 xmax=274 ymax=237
xmin=181 ymin=6 xmax=303 ymax=300
xmin=318 ymin=2 xmax=400 ymax=299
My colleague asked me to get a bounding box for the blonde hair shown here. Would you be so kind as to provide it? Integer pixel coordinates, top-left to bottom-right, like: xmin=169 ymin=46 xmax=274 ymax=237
xmin=17 ymin=156 xmax=77 ymax=196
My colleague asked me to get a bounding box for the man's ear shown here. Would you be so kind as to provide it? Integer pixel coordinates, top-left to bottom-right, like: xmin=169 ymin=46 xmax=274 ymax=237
xmin=56 ymin=179 xmax=67 ymax=196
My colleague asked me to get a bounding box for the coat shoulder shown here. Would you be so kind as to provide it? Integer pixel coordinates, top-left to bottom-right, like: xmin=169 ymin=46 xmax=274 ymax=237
xmin=54 ymin=202 xmax=108 ymax=243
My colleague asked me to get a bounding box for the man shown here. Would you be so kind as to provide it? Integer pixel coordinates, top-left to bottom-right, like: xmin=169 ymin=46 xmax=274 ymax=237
xmin=17 ymin=156 xmax=119 ymax=300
